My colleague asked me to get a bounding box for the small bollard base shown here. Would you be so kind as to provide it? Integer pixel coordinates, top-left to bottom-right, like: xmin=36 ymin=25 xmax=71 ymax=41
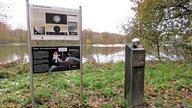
xmin=124 ymin=44 xmax=145 ymax=107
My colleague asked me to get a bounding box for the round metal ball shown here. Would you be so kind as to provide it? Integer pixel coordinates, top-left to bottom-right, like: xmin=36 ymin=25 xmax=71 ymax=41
xmin=132 ymin=38 xmax=140 ymax=48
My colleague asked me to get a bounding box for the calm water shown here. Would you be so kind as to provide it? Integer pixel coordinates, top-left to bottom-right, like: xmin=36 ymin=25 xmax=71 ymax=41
xmin=1 ymin=44 xmax=180 ymax=64
xmin=0 ymin=44 xmax=127 ymax=64
xmin=0 ymin=44 xmax=29 ymax=64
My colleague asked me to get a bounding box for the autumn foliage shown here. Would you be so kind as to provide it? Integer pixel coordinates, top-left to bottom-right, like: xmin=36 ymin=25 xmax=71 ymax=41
xmin=82 ymin=29 xmax=125 ymax=44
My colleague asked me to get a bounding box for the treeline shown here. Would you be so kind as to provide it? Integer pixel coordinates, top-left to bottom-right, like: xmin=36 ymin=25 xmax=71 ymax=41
xmin=82 ymin=29 xmax=125 ymax=44
xmin=0 ymin=23 xmax=125 ymax=44
xmin=0 ymin=1 xmax=27 ymax=44
xmin=0 ymin=22 xmax=27 ymax=44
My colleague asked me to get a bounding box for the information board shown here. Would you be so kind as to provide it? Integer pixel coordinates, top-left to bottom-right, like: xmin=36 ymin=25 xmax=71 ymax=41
xmin=32 ymin=46 xmax=80 ymax=73
xmin=27 ymin=1 xmax=83 ymax=106
xmin=29 ymin=5 xmax=80 ymax=40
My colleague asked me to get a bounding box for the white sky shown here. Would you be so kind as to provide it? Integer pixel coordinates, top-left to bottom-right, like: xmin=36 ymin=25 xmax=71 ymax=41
xmin=2 ymin=0 xmax=135 ymax=34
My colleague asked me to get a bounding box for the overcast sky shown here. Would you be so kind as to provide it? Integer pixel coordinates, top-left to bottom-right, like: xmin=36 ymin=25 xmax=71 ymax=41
xmin=2 ymin=0 xmax=135 ymax=34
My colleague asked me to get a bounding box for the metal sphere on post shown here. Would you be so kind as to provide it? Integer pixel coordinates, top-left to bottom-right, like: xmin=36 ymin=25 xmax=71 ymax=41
xmin=132 ymin=38 xmax=140 ymax=48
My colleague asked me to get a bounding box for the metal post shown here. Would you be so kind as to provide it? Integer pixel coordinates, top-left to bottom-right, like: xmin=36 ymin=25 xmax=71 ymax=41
xmin=124 ymin=38 xmax=145 ymax=107
xmin=79 ymin=6 xmax=83 ymax=106
xmin=26 ymin=0 xmax=35 ymax=107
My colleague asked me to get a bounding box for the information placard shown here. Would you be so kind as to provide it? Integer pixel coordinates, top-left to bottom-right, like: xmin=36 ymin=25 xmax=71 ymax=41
xmin=27 ymin=1 xmax=83 ymax=106
xmin=32 ymin=46 xmax=80 ymax=73
xmin=29 ymin=5 xmax=80 ymax=40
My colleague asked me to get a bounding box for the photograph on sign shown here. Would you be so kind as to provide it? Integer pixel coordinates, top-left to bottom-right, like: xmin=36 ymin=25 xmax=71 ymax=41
xmin=32 ymin=46 xmax=80 ymax=73
xmin=29 ymin=5 xmax=80 ymax=40
xmin=68 ymin=22 xmax=78 ymax=35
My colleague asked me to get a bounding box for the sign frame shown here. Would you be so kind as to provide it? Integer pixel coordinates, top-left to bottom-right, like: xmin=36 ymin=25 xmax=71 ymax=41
xmin=26 ymin=0 xmax=83 ymax=107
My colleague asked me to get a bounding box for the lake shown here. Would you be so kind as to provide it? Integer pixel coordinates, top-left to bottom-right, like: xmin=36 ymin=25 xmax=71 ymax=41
xmin=0 ymin=44 xmax=162 ymax=64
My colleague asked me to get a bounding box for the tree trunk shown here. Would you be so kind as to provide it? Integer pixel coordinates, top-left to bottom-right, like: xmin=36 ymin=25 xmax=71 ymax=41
xmin=156 ymin=43 xmax=162 ymax=61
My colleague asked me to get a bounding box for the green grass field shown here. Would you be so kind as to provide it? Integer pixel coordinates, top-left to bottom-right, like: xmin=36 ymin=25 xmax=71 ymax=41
xmin=0 ymin=61 xmax=191 ymax=107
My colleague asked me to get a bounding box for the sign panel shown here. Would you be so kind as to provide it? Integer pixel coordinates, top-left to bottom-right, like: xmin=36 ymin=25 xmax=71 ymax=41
xmin=32 ymin=46 xmax=80 ymax=73
xmin=132 ymin=54 xmax=145 ymax=67
xmin=29 ymin=5 xmax=80 ymax=40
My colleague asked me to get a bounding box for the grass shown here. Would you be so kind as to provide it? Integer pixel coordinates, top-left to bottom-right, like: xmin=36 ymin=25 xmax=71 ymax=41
xmin=144 ymin=61 xmax=192 ymax=107
xmin=0 ymin=61 xmax=191 ymax=107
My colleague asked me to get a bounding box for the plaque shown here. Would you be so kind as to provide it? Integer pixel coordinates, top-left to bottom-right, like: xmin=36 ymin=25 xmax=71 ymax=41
xmin=132 ymin=54 xmax=145 ymax=67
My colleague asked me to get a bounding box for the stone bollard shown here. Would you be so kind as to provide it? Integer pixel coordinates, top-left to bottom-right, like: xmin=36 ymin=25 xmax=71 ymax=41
xmin=124 ymin=38 xmax=146 ymax=107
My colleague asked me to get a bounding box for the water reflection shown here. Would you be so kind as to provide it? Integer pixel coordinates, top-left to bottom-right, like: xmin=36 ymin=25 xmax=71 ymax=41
xmin=0 ymin=44 xmax=127 ymax=64
xmin=0 ymin=44 xmax=183 ymax=64
xmin=0 ymin=45 xmax=28 ymax=64
xmin=92 ymin=51 xmax=124 ymax=63
xmin=83 ymin=44 xmax=125 ymax=63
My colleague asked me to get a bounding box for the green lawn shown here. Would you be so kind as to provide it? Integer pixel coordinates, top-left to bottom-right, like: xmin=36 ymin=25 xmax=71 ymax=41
xmin=0 ymin=61 xmax=191 ymax=107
